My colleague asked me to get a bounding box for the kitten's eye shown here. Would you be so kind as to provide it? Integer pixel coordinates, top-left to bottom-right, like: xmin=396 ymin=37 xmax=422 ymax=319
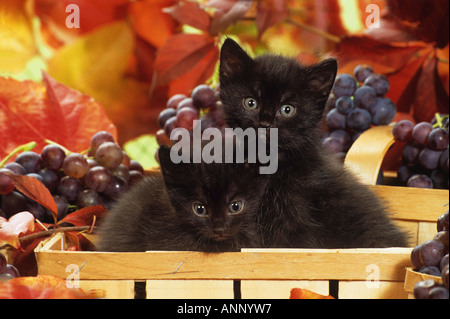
xmin=280 ymin=104 xmax=295 ymax=117
xmin=243 ymin=97 xmax=258 ymax=110
xmin=192 ymin=203 xmax=208 ymax=217
xmin=228 ymin=200 xmax=244 ymax=215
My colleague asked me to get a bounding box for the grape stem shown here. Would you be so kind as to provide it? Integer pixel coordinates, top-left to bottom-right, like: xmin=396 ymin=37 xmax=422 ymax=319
xmin=0 ymin=141 xmax=37 ymax=168
xmin=18 ymin=226 xmax=95 ymax=246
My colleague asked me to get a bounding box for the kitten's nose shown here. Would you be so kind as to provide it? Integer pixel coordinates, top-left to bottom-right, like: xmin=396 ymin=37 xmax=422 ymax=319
xmin=259 ymin=120 xmax=271 ymax=128
xmin=213 ymin=227 xmax=226 ymax=235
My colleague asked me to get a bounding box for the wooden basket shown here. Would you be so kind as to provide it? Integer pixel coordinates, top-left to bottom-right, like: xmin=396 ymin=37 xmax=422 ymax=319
xmin=403 ymin=267 xmax=443 ymax=299
xmin=34 ymin=125 xmax=449 ymax=299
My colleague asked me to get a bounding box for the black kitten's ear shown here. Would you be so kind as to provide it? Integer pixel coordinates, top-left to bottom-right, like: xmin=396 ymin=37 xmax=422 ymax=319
xmin=304 ymin=58 xmax=338 ymax=104
xmin=158 ymin=146 xmax=185 ymax=183
xmin=219 ymin=38 xmax=253 ymax=84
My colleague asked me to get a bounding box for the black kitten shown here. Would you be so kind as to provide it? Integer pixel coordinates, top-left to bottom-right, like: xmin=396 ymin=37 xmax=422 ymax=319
xmin=218 ymin=38 xmax=409 ymax=248
xmin=97 ymin=145 xmax=267 ymax=252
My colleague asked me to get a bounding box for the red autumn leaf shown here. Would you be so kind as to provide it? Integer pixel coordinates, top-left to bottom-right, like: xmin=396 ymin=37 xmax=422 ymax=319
xmin=208 ymin=0 xmax=253 ymax=36
xmin=256 ymin=0 xmax=289 ymax=37
xmin=0 ymin=73 xmax=117 ymax=160
xmin=153 ymin=33 xmax=217 ymax=86
xmin=290 ymin=288 xmax=334 ymax=299
xmin=3 ymin=171 xmax=58 ymax=217
xmin=58 ymin=205 xmax=108 ymax=227
xmin=163 ymin=0 xmax=211 ymax=32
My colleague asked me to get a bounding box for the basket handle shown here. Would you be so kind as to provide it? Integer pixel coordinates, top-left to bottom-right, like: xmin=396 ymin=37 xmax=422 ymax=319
xmin=344 ymin=125 xmax=395 ymax=186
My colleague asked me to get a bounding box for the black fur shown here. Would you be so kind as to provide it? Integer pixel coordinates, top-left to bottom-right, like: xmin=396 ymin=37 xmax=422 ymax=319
xmin=219 ymin=38 xmax=409 ymax=248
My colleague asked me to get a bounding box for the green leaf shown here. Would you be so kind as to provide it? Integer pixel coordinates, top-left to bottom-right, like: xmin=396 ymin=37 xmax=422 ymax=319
xmin=123 ymin=134 xmax=159 ymax=170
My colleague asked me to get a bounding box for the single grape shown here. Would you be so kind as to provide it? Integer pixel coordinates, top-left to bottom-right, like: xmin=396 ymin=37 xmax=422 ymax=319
xmin=412 ymin=122 xmax=433 ymax=145
xmin=192 ymin=84 xmax=216 ymax=109
xmin=90 ymin=131 xmax=115 ymax=155
xmin=397 ymin=165 xmax=413 ymax=184
xmin=427 ymin=128 xmax=449 ymax=151
xmin=407 ymin=174 xmax=433 ymax=188
xmin=419 ymin=266 xmax=441 ymax=276
xmin=103 ymin=176 xmax=128 ymax=200
xmin=392 ymin=120 xmax=414 ymax=142
xmin=57 ymin=176 xmax=82 ymax=202
xmin=346 ymin=108 xmax=371 ymax=131
xmin=418 ymin=148 xmax=442 ymax=170
xmin=4 ymin=163 xmax=26 ymax=175
xmin=157 ymin=108 xmax=177 ymax=129
xmin=15 ymin=151 xmax=42 ymax=173
xmin=370 ymin=97 xmax=396 ymax=125
xmin=121 ymin=151 xmax=131 ymax=168
xmin=0 ymin=168 xmax=15 ymax=195
xmin=402 ymin=141 xmax=422 ymax=164
xmin=353 ymin=64 xmax=374 ymax=82
xmin=1 ymin=191 xmax=28 ymax=218
xmin=321 ymin=136 xmax=344 ymax=153
xmin=326 ymin=108 xmax=346 ymax=130
xmin=129 ymin=160 xmax=144 ymax=174
xmin=128 ymin=170 xmax=143 ymax=186
xmin=63 ymin=153 xmax=89 ymax=178
xmin=41 ymin=144 xmax=66 ymax=171
xmin=434 ymin=230 xmax=449 ymax=249
xmin=419 ymin=240 xmax=446 ymax=267
xmin=166 ymin=94 xmax=187 ymax=109
xmin=37 ymin=168 xmax=59 ymax=192
xmin=411 ymin=245 xmax=423 ymax=270
xmin=77 ymin=189 xmax=102 ymax=208
xmin=364 ymin=74 xmax=389 ymax=96
xmin=413 ymin=279 xmax=438 ymax=299
xmin=330 ymin=130 xmax=352 ymax=151
xmin=332 ymin=74 xmax=357 ymax=97
xmin=176 ymin=106 xmax=199 ymax=131
xmin=27 ymin=200 xmax=52 ymax=222
xmin=437 ymin=210 xmax=449 ymax=232
xmin=335 ymin=96 xmax=354 ymax=114
xmin=430 ymin=169 xmax=448 ymax=189
xmin=26 ymin=173 xmax=43 ymax=183
xmin=177 ymin=97 xmax=195 ymax=110
xmin=95 ymin=142 xmax=123 ymax=170
xmin=53 ymin=195 xmax=69 ymax=220
xmin=111 ymin=164 xmax=130 ymax=181
xmin=442 ymin=264 xmax=449 ymax=290
xmin=84 ymin=166 xmax=112 ymax=193
xmin=428 ymin=286 xmax=449 ymax=299
xmin=163 ymin=116 xmax=178 ymax=137
xmin=353 ymin=86 xmax=377 ymax=110
xmin=439 ymin=149 xmax=449 ymax=172
xmin=440 ymin=254 xmax=449 ymax=271
xmin=3 ymin=264 xmax=20 ymax=278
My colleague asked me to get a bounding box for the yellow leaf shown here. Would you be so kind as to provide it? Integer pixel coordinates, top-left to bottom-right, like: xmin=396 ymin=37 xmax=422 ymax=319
xmin=0 ymin=0 xmax=37 ymax=73
xmin=47 ymin=20 xmax=134 ymax=100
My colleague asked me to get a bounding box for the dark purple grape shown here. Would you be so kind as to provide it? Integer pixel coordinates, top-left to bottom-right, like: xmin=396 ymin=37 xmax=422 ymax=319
xmin=90 ymin=131 xmax=115 ymax=155
xmin=330 ymin=129 xmax=352 ymax=151
xmin=77 ymin=189 xmax=102 ymax=208
xmin=428 ymin=286 xmax=449 ymax=299
xmin=192 ymin=84 xmax=216 ymax=109
xmin=163 ymin=116 xmax=178 ymax=137
xmin=439 ymin=149 xmax=449 ymax=173
xmin=370 ymin=97 xmax=396 ymax=125
xmin=166 ymin=94 xmax=187 ymax=109
xmin=402 ymin=141 xmax=422 ymax=164
xmin=128 ymin=170 xmax=143 ymax=186
xmin=364 ymin=74 xmax=389 ymax=96
xmin=353 ymin=86 xmax=377 ymax=110
xmin=412 ymin=122 xmax=433 ymax=145
xmin=103 ymin=176 xmax=128 ymax=200
xmin=326 ymin=108 xmax=346 ymax=130
xmin=353 ymin=64 xmax=374 ymax=82
xmin=332 ymin=73 xmax=357 ymax=97
xmin=3 ymin=264 xmax=20 ymax=278
xmin=27 ymin=200 xmax=51 ymax=222
xmin=442 ymin=264 xmax=449 ymax=290
xmin=434 ymin=231 xmax=449 ymax=249
xmin=397 ymin=165 xmax=413 ymax=184
xmin=176 ymin=97 xmax=195 ymax=110
xmin=0 ymin=168 xmax=15 ymax=195
xmin=111 ymin=164 xmax=130 ymax=181
xmin=392 ymin=120 xmax=414 ymax=142
xmin=26 ymin=173 xmax=43 ymax=183
xmin=41 ymin=144 xmax=66 ymax=171
xmin=176 ymin=106 xmax=199 ymax=130
xmin=428 ymin=128 xmax=449 ymax=151
xmin=411 ymin=245 xmax=423 ymax=270
xmin=441 ymin=254 xmax=449 ymax=271
xmin=84 ymin=166 xmax=112 ymax=193
xmin=57 ymin=176 xmax=82 ymax=202
xmin=407 ymin=174 xmax=433 ymax=188
xmin=129 ymin=160 xmax=144 ymax=174
xmin=437 ymin=211 xmax=449 ymax=232
xmin=413 ymin=279 xmax=438 ymax=299
xmin=419 ymin=240 xmax=446 ymax=267
xmin=346 ymin=108 xmax=371 ymax=131
xmin=1 ymin=191 xmax=28 ymax=218
xmin=430 ymin=169 xmax=448 ymax=189
xmin=63 ymin=153 xmax=89 ymax=178
xmin=0 ymin=252 xmax=6 ymax=273
xmin=418 ymin=148 xmax=442 ymax=170
xmin=419 ymin=266 xmax=441 ymax=276
xmin=4 ymin=163 xmax=26 ymax=175
xmin=321 ymin=136 xmax=344 ymax=153
xmin=37 ymin=168 xmax=59 ymax=192
xmin=335 ymin=96 xmax=354 ymax=114
xmin=15 ymin=151 xmax=42 ymax=173
xmin=157 ymin=108 xmax=177 ymax=129
xmin=53 ymin=195 xmax=69 ymax=220
xmin=95 ymin=142 xmax=123 ymax=170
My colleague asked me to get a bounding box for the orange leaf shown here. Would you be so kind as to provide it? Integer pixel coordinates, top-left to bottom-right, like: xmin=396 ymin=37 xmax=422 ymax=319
xmin=154 ymin=34 xmax=217 ymax=86
xmin=58 ymin=205 xmax=108 ymax=227
xmin=290 ymin=288 xmax=334 ymax=299
xmin=163 ymin=1 xmax=211 ymax=32
xmin=256 ymin=0 xmax=289 ymax=37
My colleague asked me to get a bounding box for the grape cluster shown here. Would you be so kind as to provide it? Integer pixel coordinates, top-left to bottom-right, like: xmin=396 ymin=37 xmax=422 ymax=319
xmin=0 ymin=252 xmax=20 ymax=281
xmin=411 ymin=209 xmax=449 ymax=299
xmin=0 ymin=131 xmax=144 ymax=223
xmin=156 ymin=84 xmax=225 ymax=149
xmin=322 ymin=64 xmax=396 ymax=160
xmin=393 ymin=114 xmax=449 ymax=189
